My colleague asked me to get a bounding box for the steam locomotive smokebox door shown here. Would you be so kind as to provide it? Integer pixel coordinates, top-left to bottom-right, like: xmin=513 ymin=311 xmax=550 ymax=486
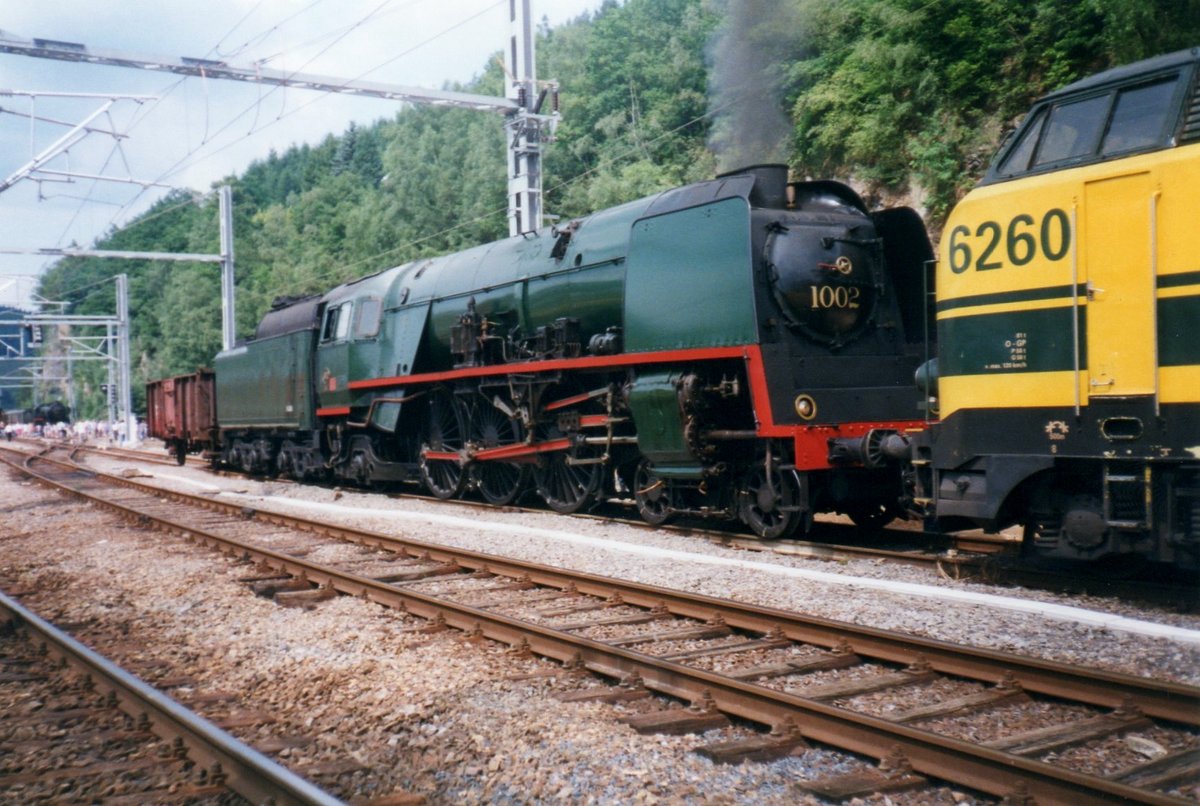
xmin=624 ymin=197 xmax=756 ymax=352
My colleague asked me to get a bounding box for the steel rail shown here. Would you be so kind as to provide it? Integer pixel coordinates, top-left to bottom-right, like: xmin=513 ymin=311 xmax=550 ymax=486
xmin=77 ymin=442 xmax=209 ymax=468
xmin=58 ymin=450 xmax=1195 ymax=724
xmin=50 ymin=439 xmax=956 ymax=558
xmin=20 ymin=445 xmax=1200 ymax=718
xmin=100 ymin=440 xmax=1183 ymax=609
xmin=62 ymin=439 xmax=1004 ymax=567
xmin=8 ymin=449 xmax=1199 ymax=804
xmin=0 ymin=588 xmax=342 ymax=806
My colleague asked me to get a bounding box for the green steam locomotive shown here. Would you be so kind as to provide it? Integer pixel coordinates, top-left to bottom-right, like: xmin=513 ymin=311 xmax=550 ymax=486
xmin=211 ymin=164 xmax=932 ymax=538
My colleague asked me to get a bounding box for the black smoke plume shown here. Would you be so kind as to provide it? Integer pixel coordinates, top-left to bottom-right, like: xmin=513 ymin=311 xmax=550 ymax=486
xmin=706 ymin=0 xmax=805 ymax=173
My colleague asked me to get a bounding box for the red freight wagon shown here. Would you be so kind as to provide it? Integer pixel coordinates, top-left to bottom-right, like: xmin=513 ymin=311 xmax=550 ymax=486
xmin=145 ymin=370 xmax=217 ymax=464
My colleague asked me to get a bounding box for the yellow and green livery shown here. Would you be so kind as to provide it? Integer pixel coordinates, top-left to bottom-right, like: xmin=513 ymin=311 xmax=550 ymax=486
xmin=920 ymin=47 xmax=1200 ymax=567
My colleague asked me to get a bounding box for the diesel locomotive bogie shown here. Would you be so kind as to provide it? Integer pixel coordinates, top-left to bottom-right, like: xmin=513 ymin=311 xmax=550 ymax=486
xmin=973 ymin=456 xmax=1200 ymax=571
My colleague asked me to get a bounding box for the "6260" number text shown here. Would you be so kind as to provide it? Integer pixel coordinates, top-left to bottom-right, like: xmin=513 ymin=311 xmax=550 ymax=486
xmin=948 ymin=208 xmax=1070 ymax=274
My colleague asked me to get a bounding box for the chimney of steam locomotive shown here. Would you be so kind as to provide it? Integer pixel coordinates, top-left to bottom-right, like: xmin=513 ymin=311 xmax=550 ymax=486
xmin=719 ymin=163 xmax=789 ymax=209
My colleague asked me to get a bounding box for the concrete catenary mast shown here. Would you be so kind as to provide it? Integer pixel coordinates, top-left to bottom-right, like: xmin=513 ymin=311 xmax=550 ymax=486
xmin=503 ymin=0 xmax=558 ymax=236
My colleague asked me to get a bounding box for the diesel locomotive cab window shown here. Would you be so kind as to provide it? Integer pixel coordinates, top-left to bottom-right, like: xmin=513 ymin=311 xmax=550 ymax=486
xmin=1034 ymin=94 xmax=1110 ymax=166
xmin=996 ymin=108 xmax=1046 ymax=177
xmin=1101 ymin=77 xmax=1179 ymax=155
xmin=354 ymin=298 xmax=382 ymax=339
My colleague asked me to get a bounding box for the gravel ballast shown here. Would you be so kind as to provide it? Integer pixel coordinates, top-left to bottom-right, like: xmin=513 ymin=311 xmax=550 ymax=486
xmin=103 ymin=452 xmax=1200 ymax=684
xmin=2 ymin=447 xmax=1198 ymax=803
xmin=0 ymin=471 xmax=990 ymax=804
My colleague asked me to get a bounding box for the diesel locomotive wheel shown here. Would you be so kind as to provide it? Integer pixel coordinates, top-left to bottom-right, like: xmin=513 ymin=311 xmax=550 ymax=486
xmin=534 ymin=429 xmax=603 ymax=514
xmin=739 ymin=463 xmax=801 ymax=540
xmin=467 ymin=395 xmax=529 ymax=506
xmin=419 ymin=388 xmax=466 ymax=499
xmin=634 ymin=459 xmax=673 ymax=525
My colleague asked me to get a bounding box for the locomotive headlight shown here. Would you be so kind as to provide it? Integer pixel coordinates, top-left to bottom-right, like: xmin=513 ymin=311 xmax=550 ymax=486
xmin=794 ymin=394 xmax=817 ymax=420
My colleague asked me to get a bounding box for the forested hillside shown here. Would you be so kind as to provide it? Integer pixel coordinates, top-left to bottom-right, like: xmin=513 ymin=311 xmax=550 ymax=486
xmin=35 ymin=0 xmax=1200 ymax=417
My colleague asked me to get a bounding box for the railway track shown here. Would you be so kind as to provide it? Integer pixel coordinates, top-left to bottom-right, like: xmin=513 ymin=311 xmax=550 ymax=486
xmin=4 ymin=445 xmax=1198 ymax=803
xmin=0 ymin=586 xmax=339 ymax=805
xmin=60 ymin=440 xmax=211 ymax=469
xmin=67 ymin=438 xmax=1198 ymax=607
xmin=61 ymin=438 xmax=1014 ymax=568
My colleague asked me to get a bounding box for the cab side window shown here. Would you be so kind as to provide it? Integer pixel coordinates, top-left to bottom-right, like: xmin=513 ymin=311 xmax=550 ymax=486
xmin=354 ymin=298 xmax=383 ymax=339
xmin=321 ymin=306 xmax=338 ymax=341
xmin=321 ymin=302 xmax=353 ymax=342
xmin=996 ymin=108 xmax=1046 ymax=177
xmin=993 ymin=70 xmax=1184 ymax=181
xmin=1034 ymin=94 xmax=1110 ymax=166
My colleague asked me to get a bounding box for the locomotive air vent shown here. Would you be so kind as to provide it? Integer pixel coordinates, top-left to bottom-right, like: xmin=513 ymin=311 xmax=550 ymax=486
xmin=1181 ymin=75 xmax=1200 ymax=143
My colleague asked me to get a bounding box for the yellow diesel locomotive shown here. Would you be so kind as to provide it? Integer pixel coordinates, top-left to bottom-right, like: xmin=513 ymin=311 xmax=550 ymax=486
xmin=915 ymin=47 xmax=1200 ymax=568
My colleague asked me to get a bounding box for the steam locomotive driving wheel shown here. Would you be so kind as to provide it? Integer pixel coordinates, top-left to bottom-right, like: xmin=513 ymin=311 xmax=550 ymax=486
xmin=466 ymin=393 xmax=529 ymax=506
xmin=419 ymin=387 xmax=466 ymax=499
xmin=534 ymin=427 xmax=603 ymax=514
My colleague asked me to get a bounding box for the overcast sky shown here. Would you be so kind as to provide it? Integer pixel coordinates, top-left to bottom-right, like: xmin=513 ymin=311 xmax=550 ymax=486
xmin=0 ymin=0 xmax=607 ymax=308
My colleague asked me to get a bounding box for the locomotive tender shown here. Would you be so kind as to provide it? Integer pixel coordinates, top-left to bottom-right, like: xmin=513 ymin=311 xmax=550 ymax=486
xmin=152 ymin=48 xmax=1200 ymax=568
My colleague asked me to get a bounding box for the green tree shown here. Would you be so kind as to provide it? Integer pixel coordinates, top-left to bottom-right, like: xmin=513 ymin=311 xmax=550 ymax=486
xmin=786 ymin=0 xmax=1200 ymax=223
xmin=544 ymin=0 xmax=716 ymax=217
xmin=32 ymin=0 xmax=1200 ymax=412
